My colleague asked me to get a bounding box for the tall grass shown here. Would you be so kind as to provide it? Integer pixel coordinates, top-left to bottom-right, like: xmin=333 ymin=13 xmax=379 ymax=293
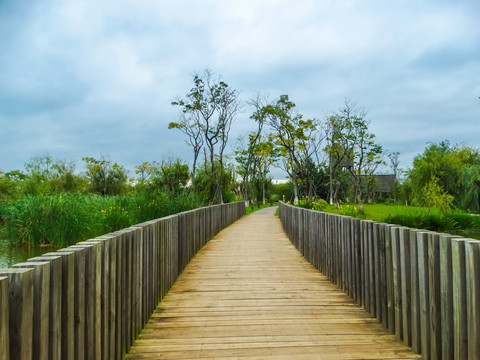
xmin=0 ymin=191 xmax=205 ymax=247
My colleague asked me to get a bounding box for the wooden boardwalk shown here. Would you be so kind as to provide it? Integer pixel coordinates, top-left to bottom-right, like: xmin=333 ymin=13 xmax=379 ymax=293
xmin=126 ymin=208 xmax=420 ymax=359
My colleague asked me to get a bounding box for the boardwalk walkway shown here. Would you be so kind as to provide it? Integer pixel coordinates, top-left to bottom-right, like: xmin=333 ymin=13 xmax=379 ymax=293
xmin=126 ymin=208 xmax=420 ymax=359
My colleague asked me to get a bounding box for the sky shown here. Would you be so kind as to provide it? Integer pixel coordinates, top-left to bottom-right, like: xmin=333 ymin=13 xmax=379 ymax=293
xmin=0 ymin=0 xmax=479 ymax=179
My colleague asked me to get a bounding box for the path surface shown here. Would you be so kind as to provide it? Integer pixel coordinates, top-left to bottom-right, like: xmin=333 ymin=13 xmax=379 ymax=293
xmin=127 ymin=210 xmax=420 ymax=359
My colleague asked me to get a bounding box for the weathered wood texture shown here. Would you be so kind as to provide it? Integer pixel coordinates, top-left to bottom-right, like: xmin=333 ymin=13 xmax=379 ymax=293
xmin=279 ymin=202 xmax=480 ymax=360
xmin=0 ymin=202 xmax=244 ymax=360
xmin=126 ymin=209 xmax=419 ymax=359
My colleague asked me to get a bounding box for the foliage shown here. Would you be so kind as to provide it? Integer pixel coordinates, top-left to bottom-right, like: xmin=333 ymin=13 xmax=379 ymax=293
xmin=421 ymin=177 xmax=454 ymax=212
xmin=193 ymin=161 xmax=237 ymax=204
xmin=0 ymin=191 xmax=205 ymax=247
xmin=384 ymin=210 xmax=480 ymax=234
xmin=259 ymin=95 xmax=321 ymax=204
xmin=83 ymin=156 xmax=128 ymax=196
xmin=407 ymin=141 xmax=480 ymax=211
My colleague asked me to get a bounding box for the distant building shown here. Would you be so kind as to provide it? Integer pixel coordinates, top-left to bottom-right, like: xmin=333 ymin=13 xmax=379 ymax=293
xmin=362 ymin=174 xmax=396 ymax=197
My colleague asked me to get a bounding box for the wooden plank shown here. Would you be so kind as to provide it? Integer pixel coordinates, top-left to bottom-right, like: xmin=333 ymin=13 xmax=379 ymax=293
xmin=0 ymin=276 xmax=9 ymax=360
xmin=452 ymin=238 xmax=468 ymax=360
xmin=0 ymin=268 xmax=34 ymax=360
xmin=12 ymin=262 xmax=50 ymax=360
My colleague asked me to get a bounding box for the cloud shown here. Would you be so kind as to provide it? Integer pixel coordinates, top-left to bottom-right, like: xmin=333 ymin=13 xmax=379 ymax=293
xmin=0 ymin=0 xmax=479 ymax=178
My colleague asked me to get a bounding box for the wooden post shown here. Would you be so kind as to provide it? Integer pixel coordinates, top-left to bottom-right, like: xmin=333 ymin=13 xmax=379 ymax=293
xmin=0 ymin=276 xmax=9 ymax=360
xmin=88 ymin=235 xmax=113 ymax=360
xmin=465 ymin=240 xmax=480 ymax=360
xmin=390 ymin=226 xmax=403 ymax=340
xmin=452 ymin=238 xmax=468 ymax=360
xmin=409 ymin=228 xmax=420 ymax=353
xmin=12 ymin=262 xmax=50 ymax=360
xmin=417 ymin=232 xmax=431 ymax=360
xmin=27 ymin=255 xmax=62 ymax=360
xmin=0 ymin=268 xmax=34 ymax=360
xmin=377 ymin=223 xmax=388 ymax=329
xmin=43 ymin=250 xmax=75 ymax=360
xmin=58 ymin=246 xmax=86 ymax=360
xmin=75 ymin=241 xmax=102 ymax=359
xmin=439 ymin=234 xmax=455 ymax=360
xmin=385 ymin=224 xmax=395 ymax=334
xmin=399 ymin=227 xmax=411 ymax=346
xmin=428 ymin=232 xmax=442 ymax=359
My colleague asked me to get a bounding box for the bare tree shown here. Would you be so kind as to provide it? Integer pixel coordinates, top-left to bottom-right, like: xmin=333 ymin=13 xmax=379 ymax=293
xmin=172 ymin=69 xmax=241 ymax=203
xmin=168 ymin=111 xmax=204 ymax=190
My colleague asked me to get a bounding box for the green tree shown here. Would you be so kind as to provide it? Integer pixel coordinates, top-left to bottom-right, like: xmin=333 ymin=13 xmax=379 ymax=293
xmin=83 ymin=156 xmax=128 ymax=196
xmin=408 ymin=141 xmax=480 ymax=211
xmin=172 ymin=69 xmax=241 ymax=203
xmin=325 ymin=100 xmax=384 ymax=209
xmin=260 ymin=95 xmax=318 ymax=204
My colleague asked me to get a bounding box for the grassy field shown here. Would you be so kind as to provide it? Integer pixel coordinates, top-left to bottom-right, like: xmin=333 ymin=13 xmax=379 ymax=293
xmin=307 ymin=202 xmax=480 ymax=240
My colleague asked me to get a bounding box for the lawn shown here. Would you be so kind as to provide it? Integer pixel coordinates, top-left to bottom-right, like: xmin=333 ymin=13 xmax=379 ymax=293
xmin=312 ymin=202 xmax=480 ymax=240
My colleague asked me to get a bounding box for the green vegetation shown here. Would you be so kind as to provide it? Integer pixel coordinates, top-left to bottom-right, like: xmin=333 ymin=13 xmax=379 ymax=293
xmin=1 ymin=192 xmax=203 ymax=248
xmin=297 ymin=200 xmax=480 ymax=239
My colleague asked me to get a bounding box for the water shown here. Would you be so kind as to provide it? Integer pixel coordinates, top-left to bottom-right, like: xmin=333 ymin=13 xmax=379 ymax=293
xmin=0 ymin=239 xmax=58 ymax=269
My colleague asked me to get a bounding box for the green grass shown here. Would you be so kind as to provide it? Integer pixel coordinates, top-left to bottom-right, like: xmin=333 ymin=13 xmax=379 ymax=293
xmin=297 ymin=200 xmax=480 ymax=239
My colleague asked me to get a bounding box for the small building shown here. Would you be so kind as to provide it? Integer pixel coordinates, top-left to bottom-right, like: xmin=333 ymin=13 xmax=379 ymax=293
xmin=363 ymin=174 xmax=396 ymax=197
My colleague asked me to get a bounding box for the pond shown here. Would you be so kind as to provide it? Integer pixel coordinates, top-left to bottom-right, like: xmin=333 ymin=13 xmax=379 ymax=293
xmin=0 ymin=238 xmax=59 ymax=269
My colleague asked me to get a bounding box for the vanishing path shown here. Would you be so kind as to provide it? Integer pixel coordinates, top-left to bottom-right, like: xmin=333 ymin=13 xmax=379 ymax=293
xmin=126 ymin=208 xmax=419 ymax=359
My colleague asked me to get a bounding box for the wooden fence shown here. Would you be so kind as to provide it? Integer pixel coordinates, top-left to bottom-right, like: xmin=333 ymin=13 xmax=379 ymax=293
xmin=279 ymin=201 xmax=480 ymax=360
xmin=0 ymin=202 xmax=245 ymax=360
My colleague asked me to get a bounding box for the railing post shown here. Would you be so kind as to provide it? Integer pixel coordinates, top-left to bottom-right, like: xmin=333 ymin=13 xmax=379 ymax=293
xmin=0 ymin=268 xmax=34 ymax=360
xmin=0 ymin=276 xmax=9 ymax=360
xmin=12 ymin=261 xmax=50 ymax=360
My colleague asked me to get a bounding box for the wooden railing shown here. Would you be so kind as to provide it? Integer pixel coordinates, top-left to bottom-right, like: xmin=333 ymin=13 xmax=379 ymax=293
xmin=0 ymin=202 xmax=245 ymax=360
xmin=279 ymin=201 xmax=480 ymax=360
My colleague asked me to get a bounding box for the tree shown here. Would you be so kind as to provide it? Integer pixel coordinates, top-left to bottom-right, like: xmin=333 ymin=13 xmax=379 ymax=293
xmin=172 ymin=69 xmax=241 ymax=203
xmin=407 ymin=141 xmax=480 ymax=211
xmin=324 ymin=100 xmax=383 ymax=210
xmin=261 ymin=95 xmax=318 ymax=204
xmin=22 ymin=154 xmax=86 ymax=194
xmin=388 ymin=151 xmax=401 ymax=203
xmin=236 ymin=93 xmax=268 ymax=202
xmin=168 ymin=112 xmax=203 ymax=190
xmin=83 ymin=156 xmax=128 ymax=196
